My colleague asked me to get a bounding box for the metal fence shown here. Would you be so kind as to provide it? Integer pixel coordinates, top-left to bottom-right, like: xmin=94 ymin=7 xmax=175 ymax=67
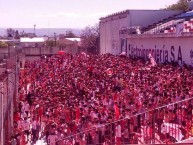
xmin=59 ymin=97 xmax=193 ymax=145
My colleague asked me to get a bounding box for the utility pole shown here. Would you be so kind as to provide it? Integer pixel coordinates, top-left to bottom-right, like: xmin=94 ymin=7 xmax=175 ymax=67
xmin=8 ymin=44 xmax=10 ymax=58
xmin=34 ymin=24 xmax=36 ymax=35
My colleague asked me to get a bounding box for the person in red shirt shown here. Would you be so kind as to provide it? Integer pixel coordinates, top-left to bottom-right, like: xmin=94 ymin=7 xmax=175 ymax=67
xmin=87 ymin=65 xmax=93 ymax=76
xmin=14 ymin=111 xmax=20 ymax=122
xmin=20 ymin=131 xmax=26 ymax=145
xmin=38 ymin=106 xmax=43 ymax=123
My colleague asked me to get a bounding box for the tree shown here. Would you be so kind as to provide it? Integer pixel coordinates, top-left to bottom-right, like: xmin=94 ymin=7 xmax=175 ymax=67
xmin=14 ymin=30 xmax=20 ymax=39
xmin=6 ymin=28 xmax=20 ymax=39
xmin=65 ymin=30 xmax=76 ymax=38
xmin=0 ymin=41 xmax=8 ymax=48
xmin=163 ymin=0 xmax=188 ymax=11
xmin=46 ymin=40 xmax=55 ymax=47
xmin=80 ymin=24 xmax=99 ymax=54
xmin=20 ymin=31 xmax=27 ymax=37
xmin=7 ymin=28 xmax=15 ymax=38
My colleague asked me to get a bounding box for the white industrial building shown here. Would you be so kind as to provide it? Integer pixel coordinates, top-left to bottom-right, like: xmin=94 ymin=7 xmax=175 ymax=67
xmin=99 ymin=8 xmax=193 ymax=66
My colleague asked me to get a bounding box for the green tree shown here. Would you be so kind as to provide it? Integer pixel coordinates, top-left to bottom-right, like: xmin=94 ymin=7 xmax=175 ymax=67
xmin=80 ymin=24 xmax=99 ymax=54
xmin=7 ymin=29 xmax=21 ymax=39
xmin=164 ymin=0 xmax=188 ymax=11
xmin=46 ymin=40 xmax=55 ymax=47
xmin=20 ymin=31 xmax=27 ymax=37
xmin=65 ymin=30 xmax=76 ymax=38
xmin=14 ymin=30 xmax=20 ymax=39
xmin=7 ymin=28 xmax=15 ymax=38
xmin=0 ymin=41 xmax=8 ymax=48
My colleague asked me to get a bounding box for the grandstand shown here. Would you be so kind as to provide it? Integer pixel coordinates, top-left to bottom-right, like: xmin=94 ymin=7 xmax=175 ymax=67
xmin=143 ymin=11 xmax=193 ymax=34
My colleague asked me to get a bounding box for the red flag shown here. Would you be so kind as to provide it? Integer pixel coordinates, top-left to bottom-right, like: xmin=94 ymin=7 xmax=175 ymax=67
xmin=57 ymin=50 xmax=65 ymax=55
xmin=113 ymin=93 xmax=117 ymax=101
xmin=114 ymin=104 xmax=120 ymax=120
xmin=76 ymin=107 xmax=80 ymax=122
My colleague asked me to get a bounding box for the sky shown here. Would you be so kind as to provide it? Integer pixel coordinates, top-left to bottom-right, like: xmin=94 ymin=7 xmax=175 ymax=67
xmin=0 ymin=0 xmax=179 ymax=29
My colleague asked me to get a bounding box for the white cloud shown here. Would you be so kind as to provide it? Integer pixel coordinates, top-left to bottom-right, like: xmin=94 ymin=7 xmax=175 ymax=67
xmin=46 ymin=14 xmax=57 ymax=18
xmin=57 ymin=12 xmax=80 ymax=18
xmin=34 ymin=14 xmax=44 ymax=18
xmin=59 ymin=11 xmax=107 ymax=19
xmin=33 ymin=11 xmax=107 ymax=19
xmin=85 ymin=12 xmax=107 ymax=18
xmin=7 ymin=11 xmax=106 ymax=28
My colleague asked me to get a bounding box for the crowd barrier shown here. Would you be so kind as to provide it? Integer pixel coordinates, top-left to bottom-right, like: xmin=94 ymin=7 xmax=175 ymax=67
xmin=59 ymin=97 xmax=193 ymax=145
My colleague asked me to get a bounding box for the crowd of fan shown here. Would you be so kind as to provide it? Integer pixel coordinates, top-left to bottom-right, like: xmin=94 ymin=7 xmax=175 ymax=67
xmin=12 ymin=53 xmax=193 ymax=145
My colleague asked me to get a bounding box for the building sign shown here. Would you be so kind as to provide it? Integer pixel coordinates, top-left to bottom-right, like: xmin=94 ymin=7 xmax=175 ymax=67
xmin=127 ymin=44 xmax=183 ymax=64
xmin=124 ymin=37 xmax=193 ymax=66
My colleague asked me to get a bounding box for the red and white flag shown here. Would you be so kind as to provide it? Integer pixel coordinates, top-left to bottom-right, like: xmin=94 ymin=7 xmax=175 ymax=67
xmin=106 ymin=68 xmax=113 ymax=76
xmin=148 ymin=53 xmax=157 ymax=67
xmin=114 ymin=104 xmax=120 ymax=120
xmin=120 ymin=52 xmax=126 ymax=56
xmin=161 ymin=123 xmax=184 ymax=142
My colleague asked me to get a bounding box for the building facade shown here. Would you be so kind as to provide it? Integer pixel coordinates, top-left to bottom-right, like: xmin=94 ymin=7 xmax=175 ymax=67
xmin=99 ymin=10 xmax=193 ymax=66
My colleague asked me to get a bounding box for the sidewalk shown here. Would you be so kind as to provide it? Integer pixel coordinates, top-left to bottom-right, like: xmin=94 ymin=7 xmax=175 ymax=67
xmin=34 ymin=139 xmax=47 ymax=145
xmin=26 ymin=139 xmax=47 ymax=145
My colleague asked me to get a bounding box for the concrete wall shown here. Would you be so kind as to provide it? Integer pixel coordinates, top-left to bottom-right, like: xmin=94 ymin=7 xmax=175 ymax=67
xmin=20 ymin=42 xmax=44 ymax=48
xmin=23 ymin=47 xmax=59 ymax=55
xmin=63 ymin=46 xmax=78 ymax=54
xmin=0 ymin=61 xmax=18 ymax=145
xmin=100 ymin=12 xmax=128 ymax=54
xmin=124 ymin=35 xmax=193 ymax=66
xmin=22 ymin=47 xmax=60 ymax=62
xmin=18 ymin=46 xmax=78 ymax=65
xmin=23 ymin=46 xmax=78 ymax=56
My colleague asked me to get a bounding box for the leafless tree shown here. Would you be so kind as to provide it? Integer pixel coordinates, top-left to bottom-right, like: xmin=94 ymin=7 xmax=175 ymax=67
xmin=80 ymin=24 xmax=99 ymax=54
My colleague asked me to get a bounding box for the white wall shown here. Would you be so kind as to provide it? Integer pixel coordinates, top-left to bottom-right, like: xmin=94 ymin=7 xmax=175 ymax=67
xmin=125 ymin=36 xmax=193 ymax=66
xmin=100 ymin=10 xmax=182 ymax=55
xmin=100 ymin=12 xmax=129 ymax=55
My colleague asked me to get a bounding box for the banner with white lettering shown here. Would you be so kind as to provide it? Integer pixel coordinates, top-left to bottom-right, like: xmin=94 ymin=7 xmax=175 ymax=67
xmin=161 ymin=123 xmax=184 ymax=142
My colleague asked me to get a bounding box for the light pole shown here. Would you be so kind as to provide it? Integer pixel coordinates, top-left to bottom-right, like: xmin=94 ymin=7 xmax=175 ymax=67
xmin=54 ymin=32 xmax=56 ymax=46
